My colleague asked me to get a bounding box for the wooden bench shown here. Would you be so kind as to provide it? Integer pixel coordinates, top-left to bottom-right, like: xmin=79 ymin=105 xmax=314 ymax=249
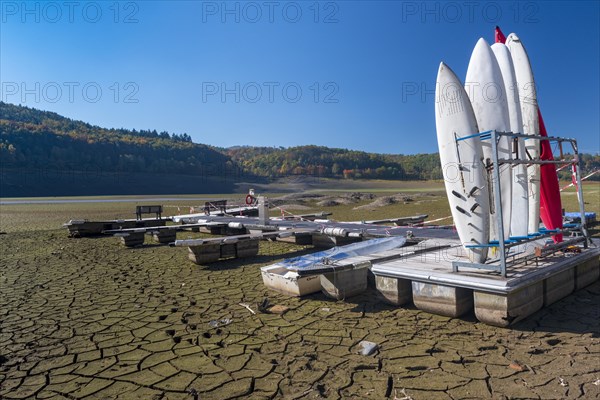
xmin=203 ymin=200 xmax=227 ymax=215
xmin=136 ymin=205 xmax=163 ymax=220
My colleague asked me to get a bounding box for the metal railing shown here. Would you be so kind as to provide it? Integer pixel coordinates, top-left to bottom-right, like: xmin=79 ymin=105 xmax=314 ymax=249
xmin=451 ymin=130 xmax=590 ymax=277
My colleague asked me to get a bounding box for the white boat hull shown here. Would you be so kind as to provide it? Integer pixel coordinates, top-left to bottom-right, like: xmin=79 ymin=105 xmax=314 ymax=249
xmin=465 ymin=38 xmax=513 ymax=242
xmin=507 ymin=33 xmax=540 ymax=234
xmin=436 ymin=62 xmax=490 ymax=263
xmin=491 ymin=42 xmax=529 ymax=238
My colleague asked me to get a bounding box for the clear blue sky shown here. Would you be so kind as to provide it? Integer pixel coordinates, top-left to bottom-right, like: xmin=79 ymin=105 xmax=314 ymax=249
xmin=1 ymin=1 xmax=598 ymax=154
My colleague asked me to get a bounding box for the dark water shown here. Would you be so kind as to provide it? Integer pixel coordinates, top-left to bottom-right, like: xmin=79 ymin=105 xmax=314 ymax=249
xmin=0 ymin=197 xmax=216 ymax=205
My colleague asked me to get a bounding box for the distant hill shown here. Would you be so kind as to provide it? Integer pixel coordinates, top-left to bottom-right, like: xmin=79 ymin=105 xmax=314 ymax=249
xmin=0 ymin=101 xmax=233 ymax=175
xmin=0 ymin=102 xmax=598 ymax=197
xmin=226 ymin=145 xmax=442 ymax=180
xmin=0 ymin=102 xmax=246 ymax=196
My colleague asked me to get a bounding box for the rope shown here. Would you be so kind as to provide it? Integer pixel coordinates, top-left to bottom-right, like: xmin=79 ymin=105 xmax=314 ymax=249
xmin=556 ymin=163 xmax=571 ymax=173
xmin=268 ymin=202 xmax=313 ymax=223
xmin=162 ymin=200 xmax=249 ymax=216
xmin=418 ymin=215 xmax=453 ymax=225
xmin=560 ymin=170 xmax=599 ymax=191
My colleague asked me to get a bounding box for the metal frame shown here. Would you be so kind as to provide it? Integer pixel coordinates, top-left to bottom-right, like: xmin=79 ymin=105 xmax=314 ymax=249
xmin=452 ymin=130 xmax=590 ymax=277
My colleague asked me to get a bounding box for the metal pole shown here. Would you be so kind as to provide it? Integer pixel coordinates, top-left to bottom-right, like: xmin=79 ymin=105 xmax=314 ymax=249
xmin=258 ymin=196 xmax=269 ymax=226
xmin=490 ymin=130 xmax=507 ymax=277
xmin=497 ymin=158 xmax=578 ymax=166
xmin=573 ymin=143 xmax=589 ymax=247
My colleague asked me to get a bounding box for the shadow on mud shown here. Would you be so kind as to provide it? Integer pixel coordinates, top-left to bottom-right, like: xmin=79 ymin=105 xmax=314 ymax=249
xmin=511 ymin=281 xmax=600 ymax=337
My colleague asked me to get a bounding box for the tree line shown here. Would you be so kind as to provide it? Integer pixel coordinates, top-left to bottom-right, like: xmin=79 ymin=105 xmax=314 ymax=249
xmin=0 ymin=102 xmax=232 ymax=176
xmin=226 ymin=145 xmax=443 ymax=180
xmin=1 ymin=102 xmax=598 ymax=183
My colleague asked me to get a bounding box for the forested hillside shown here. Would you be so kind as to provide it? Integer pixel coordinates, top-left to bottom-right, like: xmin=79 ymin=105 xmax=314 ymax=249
xmin=0 ymin=102 xmax=444 ymax=182
xmin=227 ymin=145 xmax=443 ymax=180
xmin=0 ymin=102 xmax=233 ymax=176
xmin=1 ymin=101 xmax=598 ymax=196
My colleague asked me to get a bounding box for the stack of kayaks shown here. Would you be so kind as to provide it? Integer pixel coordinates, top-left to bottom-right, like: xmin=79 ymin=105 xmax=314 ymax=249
xmin=435 ymin=28 xmax=563 ymax=263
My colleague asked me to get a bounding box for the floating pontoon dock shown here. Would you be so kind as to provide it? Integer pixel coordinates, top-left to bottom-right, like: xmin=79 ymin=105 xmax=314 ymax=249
xmin=261 ymin=236 xmax=599 ymax=327
xmin=371 ymin=238 xmax=599 ymax=327
xmin=174 ymin=229 xmax=316 ymax=264
xmin=171 ymin=205 xmax=258 ymax=223
xmin=64 ymin=217 xmax=167 ymax=237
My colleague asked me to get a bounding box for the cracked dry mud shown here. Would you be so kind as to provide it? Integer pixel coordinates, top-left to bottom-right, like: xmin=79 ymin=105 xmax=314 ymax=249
xmin=0 ymin=229 xmax=599 ymax=399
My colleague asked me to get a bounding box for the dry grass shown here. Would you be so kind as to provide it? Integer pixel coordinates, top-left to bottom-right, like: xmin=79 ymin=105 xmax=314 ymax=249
xmin=0 ymin=182 xmax=599 ymax=399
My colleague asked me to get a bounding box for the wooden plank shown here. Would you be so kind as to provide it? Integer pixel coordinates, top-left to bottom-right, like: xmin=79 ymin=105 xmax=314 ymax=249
xmin=220 ymin=243 xmax=237 ymax=259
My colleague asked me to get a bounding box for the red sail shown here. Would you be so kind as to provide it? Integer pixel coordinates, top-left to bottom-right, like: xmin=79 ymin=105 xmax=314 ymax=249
xmin=538 ymin=110 xmax=563 ymax=242
xmin=495 ymin=26 xmax=507 ymax=44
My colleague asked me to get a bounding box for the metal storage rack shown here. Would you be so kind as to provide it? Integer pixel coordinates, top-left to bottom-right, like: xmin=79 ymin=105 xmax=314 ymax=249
xmin=451 ymin=130 xmax=590 ymax=277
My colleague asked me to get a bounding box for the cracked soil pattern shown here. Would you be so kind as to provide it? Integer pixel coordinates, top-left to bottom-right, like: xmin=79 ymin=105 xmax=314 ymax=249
xmin=0 ymin=227 xmax=599 ymax=399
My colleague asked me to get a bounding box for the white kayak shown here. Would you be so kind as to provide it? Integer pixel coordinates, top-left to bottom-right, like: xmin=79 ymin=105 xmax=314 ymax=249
xmin=465 ymin=38 xmax=512 ymax=244
xmin=491 ymin=42 xmax=529 ymax=238
xmin=435 ymin=62 xmax=490 ymax=263
xmin=465 ymin=38 xmax=513 ymax=242
xmin=506 ymin=33 xmax=540 ymax=235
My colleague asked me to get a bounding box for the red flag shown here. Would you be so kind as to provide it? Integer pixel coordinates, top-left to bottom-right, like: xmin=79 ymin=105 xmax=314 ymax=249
xmin=495 ymin=26 xmax=507 ymax=44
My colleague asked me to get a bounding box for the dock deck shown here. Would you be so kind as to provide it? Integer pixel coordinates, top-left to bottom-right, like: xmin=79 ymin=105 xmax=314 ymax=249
xmin=261 ymin=236 xmax=599 ymax=327
xmin=64 ymin=217 xmax=167 ymax=237
xmin=370 ymin=239 xmax=600 ymax=326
